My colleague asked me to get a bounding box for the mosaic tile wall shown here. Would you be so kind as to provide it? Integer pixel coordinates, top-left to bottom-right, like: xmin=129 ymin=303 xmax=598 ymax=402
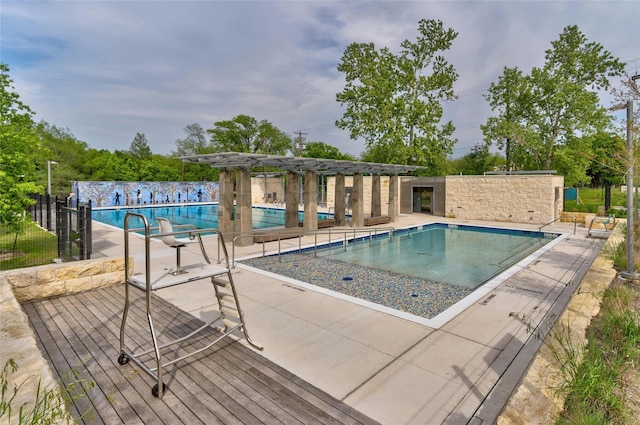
xmin=71 ymin=181 xmax=220 ymax=207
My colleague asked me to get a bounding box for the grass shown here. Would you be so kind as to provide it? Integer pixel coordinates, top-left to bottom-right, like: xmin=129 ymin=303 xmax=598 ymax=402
xmin=564 ymin=187 xmax=630 ymax=216
xmin=0 ymin=359 xmax=95 ymax=424
xmin=554 ymin=279 xmax=640 ymax=424
xmin=0 ymin=221 xmax=58 ymax=270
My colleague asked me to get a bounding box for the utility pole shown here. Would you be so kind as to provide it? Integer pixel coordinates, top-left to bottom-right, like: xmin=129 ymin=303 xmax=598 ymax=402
xmin=293 ymin=131 xmax=307 ymax=157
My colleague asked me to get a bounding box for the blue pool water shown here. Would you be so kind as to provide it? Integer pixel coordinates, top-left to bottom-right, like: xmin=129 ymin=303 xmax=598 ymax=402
xmin=314 ymin=224 xmax=557 ymax=289
xmin=92 ymin=204 xmax=333 ymax=230
xmin=241 ymin=223 xmax=561 ymax=325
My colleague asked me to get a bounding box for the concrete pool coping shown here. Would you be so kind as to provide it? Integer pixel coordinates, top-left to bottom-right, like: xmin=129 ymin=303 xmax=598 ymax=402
xmin=89 ymin=212 xmax=608 ymax=424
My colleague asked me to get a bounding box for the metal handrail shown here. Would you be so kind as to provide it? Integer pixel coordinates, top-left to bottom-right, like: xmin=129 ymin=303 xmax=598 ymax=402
xmin=230 ymin=227 xmax=397 ymax=268
xmin=538 ymin=217 xmax=577 ymax=234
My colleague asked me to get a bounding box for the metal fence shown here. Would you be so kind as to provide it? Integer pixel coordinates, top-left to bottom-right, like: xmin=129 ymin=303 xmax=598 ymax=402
xmin=56 ymin=197 xmax=92 ymax=261
xmin=28 ymin=193 xmax=93 ymax=261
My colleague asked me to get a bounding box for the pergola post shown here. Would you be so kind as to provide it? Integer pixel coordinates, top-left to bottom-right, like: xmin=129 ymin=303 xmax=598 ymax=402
xmin=352 ymin=173 xmax=364 ymax=227
xmin=235 ymin=168 xmax=253 ymax=246
xmin=303 ymin=171 xmax=318 ymax=231
xmin=388 ymin=174 xmax=399 ymax=222
xmin=218 ymin=169 xmax=235 ymax=237
xmin=334 ymin=174 xmax=346 ymax=226
xmin=285 ymin=171 xmax=299 ymax=228
xmin=371 ymin=174 xmax=381 ymax=217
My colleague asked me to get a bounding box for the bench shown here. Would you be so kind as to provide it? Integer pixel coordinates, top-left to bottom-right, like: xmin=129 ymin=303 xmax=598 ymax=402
xmin=363 ymin=216 xmax=392 ymax=226
xmin=253 ymin=227 xmax=304 ymax=243
xmin=298 ymin=218 xmax=336 ymax=229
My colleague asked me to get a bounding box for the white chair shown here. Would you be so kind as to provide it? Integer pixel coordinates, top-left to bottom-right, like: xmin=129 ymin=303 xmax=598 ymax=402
xmin=157 ymin=217 xmax=198 ymax=275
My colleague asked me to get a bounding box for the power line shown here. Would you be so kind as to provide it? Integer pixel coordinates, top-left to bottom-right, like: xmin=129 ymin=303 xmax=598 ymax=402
xmin=292 ymin=130 xmax=307 ymax=156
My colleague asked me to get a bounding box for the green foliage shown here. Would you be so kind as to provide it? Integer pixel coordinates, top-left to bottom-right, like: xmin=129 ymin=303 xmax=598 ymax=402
xmin=555 ymin=281 xmax=640 ymax=424
xmin=336 ymin=19 xmax=458 ymax=172
xmin=129 ymin=132 xmax=152 ymax=159
xmin=0 ymin=358 xmax=95 ymax=424
xmin=303 ymin=141 xmax=356 ymax=160
xmin=449 ymin=144 xmax=506 ymax=175
xmin=207 ymin=114 xmax=292 ymax=155
xmin=586 ymin=132 xmax=626 ymax=187
xmin=482 ymin=26 xmax=625 ymax=186
xmin=0 ymin=64 xmax=43 ymax=234
xmin=173 ymin=123 xmax=212 ymax=156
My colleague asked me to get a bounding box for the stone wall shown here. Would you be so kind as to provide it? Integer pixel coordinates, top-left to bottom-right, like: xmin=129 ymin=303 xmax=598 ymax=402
xmin=326 ymin=176 xmax=391 ymax=215
xmin=444 ymin=175 xmax=564 ymax=225
xmin=251 ymin=176 xmax=284 ymax=204
xmin=0 ymin=258 xmax=128 ymax=421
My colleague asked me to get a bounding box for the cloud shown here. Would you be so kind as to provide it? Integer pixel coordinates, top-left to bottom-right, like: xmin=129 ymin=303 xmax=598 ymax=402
xmin=2 ymin=1 xmax=638 ymax=158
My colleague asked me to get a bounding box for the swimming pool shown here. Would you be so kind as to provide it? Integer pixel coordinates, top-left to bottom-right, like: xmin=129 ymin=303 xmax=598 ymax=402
xmin=92 ymin=204 xmax=334 ymax=230
xmin=239 ymin=223 xmax=564 ymax=327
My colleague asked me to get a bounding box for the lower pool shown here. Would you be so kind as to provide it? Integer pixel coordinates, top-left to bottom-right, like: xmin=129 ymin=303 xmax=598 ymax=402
xmin=239 ymin=223 xmax=564 ymax=328
xmin=92 ymin=204 xmax=333 ymax=230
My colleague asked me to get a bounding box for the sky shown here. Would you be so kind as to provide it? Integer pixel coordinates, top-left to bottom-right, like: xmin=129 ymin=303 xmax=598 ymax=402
xmin=2 ymin=1 xmax=639 ymax=159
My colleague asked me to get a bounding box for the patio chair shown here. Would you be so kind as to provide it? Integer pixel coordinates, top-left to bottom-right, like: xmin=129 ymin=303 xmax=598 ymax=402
xmin=157 ymin=217 xmax=199 ymax=275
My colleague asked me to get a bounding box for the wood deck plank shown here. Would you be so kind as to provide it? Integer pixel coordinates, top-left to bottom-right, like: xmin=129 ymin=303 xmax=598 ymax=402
xmin=62 ymin=292 xmax=210 ymax=425
xmin=39 ymin=296 xmax=170 ymax=424
xmin=21 ymin=302 xmax=99 ymax=423
xmin=77 ymin=287 xmax=236 ymax=425
xmin=86 ymin=286 xmax=294 ymax=425
xmin=22 ymin=285 xmax=381 ymax=425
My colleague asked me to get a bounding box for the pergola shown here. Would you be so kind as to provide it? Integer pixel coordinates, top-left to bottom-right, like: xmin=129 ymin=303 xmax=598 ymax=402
xmin=181 ymin=152 xmax=423 ymax=245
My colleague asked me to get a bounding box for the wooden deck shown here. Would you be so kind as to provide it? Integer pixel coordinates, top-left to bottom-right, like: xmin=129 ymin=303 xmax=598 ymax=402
xmin=23 ymin=285 xmax=381 ymax=425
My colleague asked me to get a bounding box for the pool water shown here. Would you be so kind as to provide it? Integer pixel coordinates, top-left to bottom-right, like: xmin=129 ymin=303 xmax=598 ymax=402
xmin=92 ymin=204 xmax=333 ymax=230
xmin=240 ymin=223 xmax=561 ymax=326
xmin=315 ymin=224 xmax=555 ymax=289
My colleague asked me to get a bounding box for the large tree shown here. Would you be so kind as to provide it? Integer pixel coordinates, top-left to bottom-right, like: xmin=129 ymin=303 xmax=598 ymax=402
xmin=0 ymin=64 xmax=42 ymax=235
xmin=302 ymin=141 xmax=356 ymax=160
xmin=207 ymin=115 xmax=292 ymax=155
xmin=482 ymin=25 xmax=625 ymax=185
xmin=130 ymin=132 xmax=152 ymax=159
xmin=335 ymin=19 xmax=458 ymax=174
xmin=173 ymin=123 xmax=211 ymax=156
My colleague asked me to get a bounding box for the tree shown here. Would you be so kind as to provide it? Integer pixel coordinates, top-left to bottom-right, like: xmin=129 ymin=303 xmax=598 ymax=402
xmin=302 ymin=141 xmax=356 ymax=160
xmin=586 ymin=132 xmax=626 ymax=187
xmin=173 ymin=123 xmax=211 ymax=156
xmin=449 ymin=144 xmax=506 ymax=175
xmin=336 ymin=19 xmax=458 ymax=174
xmin=34 ymin=122 xmax=92 ymax=196
xmin=130 ymin=132 xmax=152 ymax=159
xmin=482 ymin=25 xmax=625 ymax=185
xmin=0 ymin=64 xmax=42 ymax=237
xmin=207 ymin=115 xmax=292 ymax=155
xmin=89 ymin=150 xmax=140 ymax=181
xmin=138 ymin=156 xmax=181 ymax=182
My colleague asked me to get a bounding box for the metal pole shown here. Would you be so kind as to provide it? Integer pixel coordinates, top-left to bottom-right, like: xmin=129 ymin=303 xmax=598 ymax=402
xmin=47 ymin=161 xmax=58 ymax=195
xmin=623 ymin=101 xmax=637 ymax=278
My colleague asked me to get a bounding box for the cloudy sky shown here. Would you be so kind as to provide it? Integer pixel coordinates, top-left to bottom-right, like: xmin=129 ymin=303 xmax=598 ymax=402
xmin=2 ymin=1 xmax=639 ymax=158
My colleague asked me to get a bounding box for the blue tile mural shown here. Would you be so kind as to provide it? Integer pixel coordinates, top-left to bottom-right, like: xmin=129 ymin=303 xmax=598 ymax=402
xmin=71 ymin=181 xmax=220 ymax=207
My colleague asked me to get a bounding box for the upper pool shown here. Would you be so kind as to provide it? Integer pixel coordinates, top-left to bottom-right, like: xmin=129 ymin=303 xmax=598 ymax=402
xmin=92 ymin=204 xmax=333 ymax=230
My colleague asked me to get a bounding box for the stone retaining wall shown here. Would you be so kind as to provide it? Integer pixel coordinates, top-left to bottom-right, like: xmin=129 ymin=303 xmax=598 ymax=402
xmin=0 ymin=258 xmax=128 ymax=423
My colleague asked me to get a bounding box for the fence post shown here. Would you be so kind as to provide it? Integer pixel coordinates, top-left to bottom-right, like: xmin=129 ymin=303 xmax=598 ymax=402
xmin=46 ymin=194 xmax=52 ymax=231
xmin=85 ymin=201 xmax=92 ymax=259
xmin=56 ymin=200 xmax=66 ymax=260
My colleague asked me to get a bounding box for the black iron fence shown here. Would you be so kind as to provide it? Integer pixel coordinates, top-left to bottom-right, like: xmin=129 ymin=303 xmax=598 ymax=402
xmin=56 ymin=198 xmax=92 ymax=261
xmin=28 ymin=194 xmax=93 ymax=261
